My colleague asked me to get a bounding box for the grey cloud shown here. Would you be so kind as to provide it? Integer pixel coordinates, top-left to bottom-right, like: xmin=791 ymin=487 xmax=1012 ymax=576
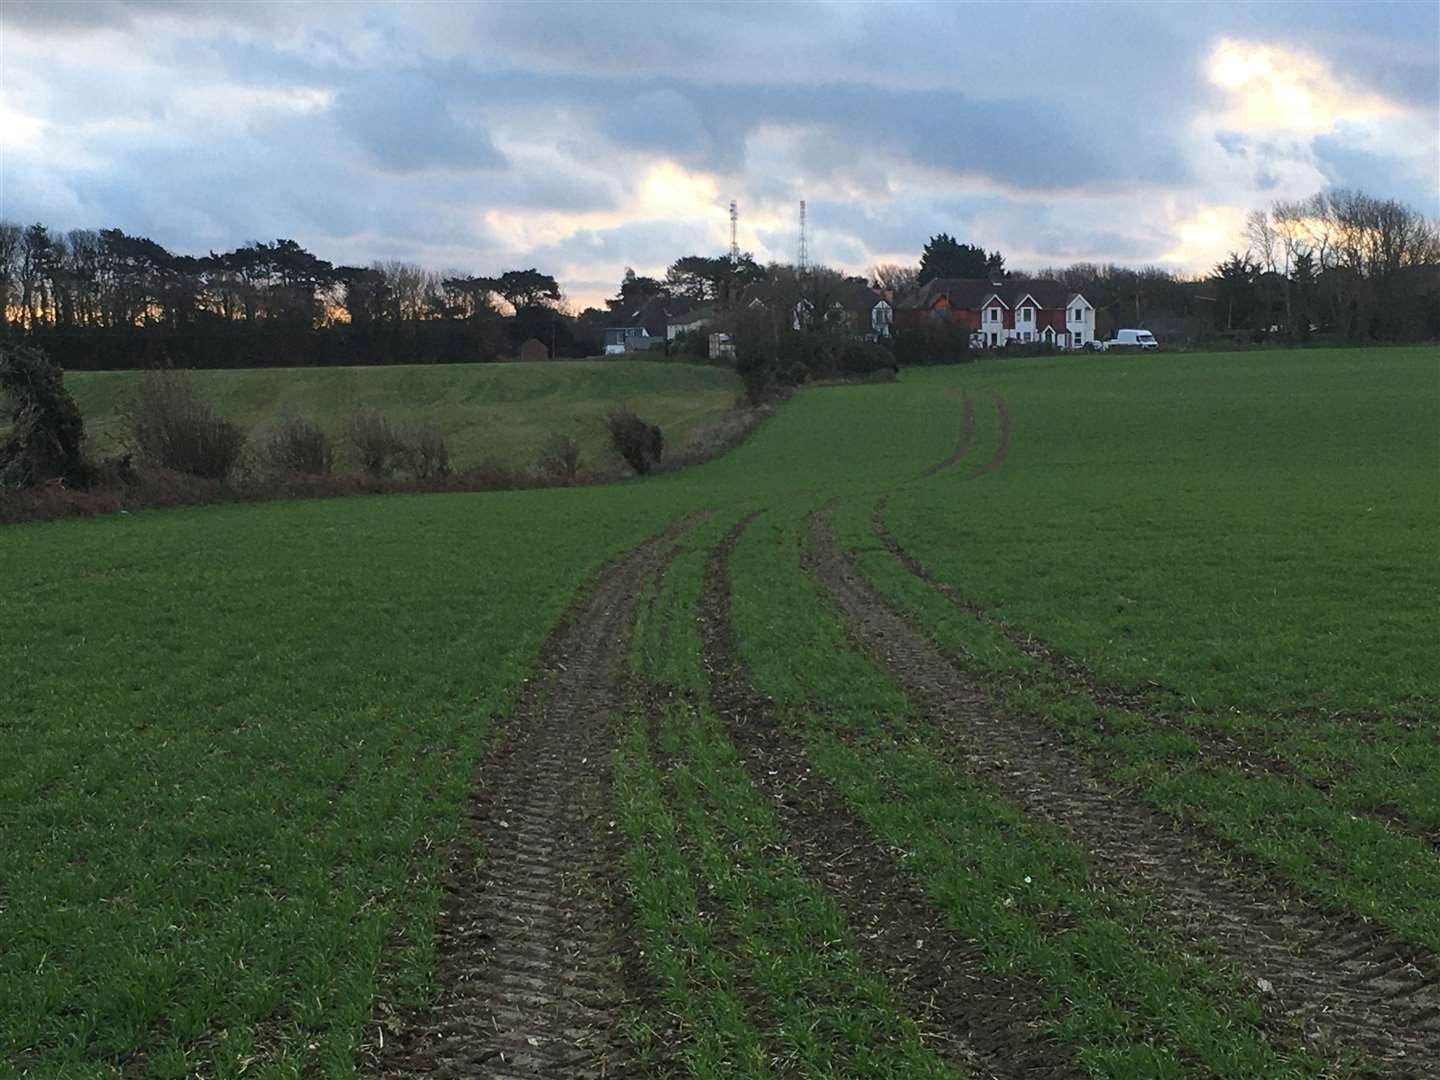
xmin=599 ymin=90 xmax=711 ymax=160
xmin=332 ymin=73 xmax=505 ymax=172
xmin=1312 ymin=135 xmax=1439 ymax=212
xmin=4 ymin=0 xmax=277 ymax=34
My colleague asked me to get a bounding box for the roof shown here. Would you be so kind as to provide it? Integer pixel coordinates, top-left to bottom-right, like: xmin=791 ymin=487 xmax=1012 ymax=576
xmin=830 ymin=279 xmax=887 ymax=317
xmin=666 ymin=305 xmax=714 ymax=327
xmin=901 ymin=278 xmax=1076 ymax=311
xmin=611 ymin=295 xmax=696 ymax=336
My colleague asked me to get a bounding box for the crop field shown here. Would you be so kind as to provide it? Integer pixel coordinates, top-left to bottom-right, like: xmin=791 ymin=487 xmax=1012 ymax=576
xmin=58 ymin=361 xmax=742 ymax=472
xmin=2 ymin=346 xmax=1437 ymax=1079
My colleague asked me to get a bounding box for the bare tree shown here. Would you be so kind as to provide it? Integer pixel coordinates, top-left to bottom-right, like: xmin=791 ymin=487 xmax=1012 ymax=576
xmin=871 ymin=263 xmax=918 ymax=297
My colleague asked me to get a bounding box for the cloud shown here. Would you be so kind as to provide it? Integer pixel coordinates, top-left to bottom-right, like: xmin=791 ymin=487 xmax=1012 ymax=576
xmin=331 ymin=73 xmax=505 ymax=172
xmin=1 ymin=0 xmax=1433 ymax=308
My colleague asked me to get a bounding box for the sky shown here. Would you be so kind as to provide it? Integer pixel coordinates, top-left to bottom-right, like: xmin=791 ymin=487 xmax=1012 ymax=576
xmin=2 ymin=0 xmax=1437 ymax=309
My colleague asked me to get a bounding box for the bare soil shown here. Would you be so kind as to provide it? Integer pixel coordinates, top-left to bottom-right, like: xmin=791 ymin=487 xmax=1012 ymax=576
xmin=806 ymin=504 xmax=1440 ymax=1076
xmin=696 ymin=514 xmax=1079 ymax=1079
xmin=369 ymin=522 xmax=689 ymax=1079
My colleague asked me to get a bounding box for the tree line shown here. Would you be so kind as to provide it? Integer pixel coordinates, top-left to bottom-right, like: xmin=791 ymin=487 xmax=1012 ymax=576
xmin=0 ymin=222 xmax=571 ymax=370
xmin=872 ymin=189 xmax=1438 ymax=343
xmin=2 ymin=186 xmax=1433 ymax=371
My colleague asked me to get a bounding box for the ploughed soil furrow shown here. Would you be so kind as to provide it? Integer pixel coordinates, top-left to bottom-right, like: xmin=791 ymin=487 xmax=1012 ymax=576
xmin=870 ymin=501 xmax=1440 ymax=853
xmin=919 ymin=389 xmax=976 ymax=479
xmin=372 ymin=525 xmax=686 ymax=1080
xmin=697 ymin=514 xmax=1077 ymax=1080
xmin=808 ymin=505 xmax=1440 ymax=1075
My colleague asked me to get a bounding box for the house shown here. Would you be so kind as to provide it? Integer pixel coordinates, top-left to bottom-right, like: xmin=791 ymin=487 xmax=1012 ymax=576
xmin=517 ymin=337 xmax=548 ymax=362
xmin=826 ymin=279 xmax=893 ymax=339
xmin=666 ymin=306 xmax=713 ymax=340
xmin=605 ymin=295 xmax=696 ymax=354
xmin=738 ymin=280 xmax=891 ymax=337
xmin=896 ymin=276 xmax=1095 ymax=349
xmin=604 ymin=326 xmax=661 ymax=354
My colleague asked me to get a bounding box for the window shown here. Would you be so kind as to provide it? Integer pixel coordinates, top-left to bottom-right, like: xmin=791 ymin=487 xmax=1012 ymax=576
xmin=1023 ymin=331 xmax=1032 ymax=342
xmin=1073 ymin=307 xmax=1082 ymax=321
xmin=1021 ymin=307 xmax=1033 ymax=323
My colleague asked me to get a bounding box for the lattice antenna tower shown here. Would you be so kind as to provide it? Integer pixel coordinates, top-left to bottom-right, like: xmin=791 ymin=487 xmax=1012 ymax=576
xmin=797 ymin=199 xmax=809 ymax=275
xmin=729 ymin=201 xmax=739 ymax=262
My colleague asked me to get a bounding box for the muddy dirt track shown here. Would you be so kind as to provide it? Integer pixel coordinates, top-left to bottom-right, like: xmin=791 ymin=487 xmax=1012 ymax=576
xmin=370 ymin=524 xmax=688 ymax=1080
xmin=804 ymin=503 xmax=1440 ymax=1075
xmin=696 ymin=515 xmax=1076 ymax=1079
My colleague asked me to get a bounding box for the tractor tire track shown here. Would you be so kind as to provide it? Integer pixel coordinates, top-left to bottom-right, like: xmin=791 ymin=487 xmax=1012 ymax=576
xmin=871 ymin=498 xmax=1440 ymax=854
xmin=919 ymin=389 xmax=976 ymax=478
xmin=956 ymin=390 xmax=1010 ymax=481
xmin=806 ymin=504 xmax=1440 ymax=1076
xmin=696 ymin=513 xmax=1078 ymax=1080
xmin=370 ymin=521 xmax=691 ymax=1080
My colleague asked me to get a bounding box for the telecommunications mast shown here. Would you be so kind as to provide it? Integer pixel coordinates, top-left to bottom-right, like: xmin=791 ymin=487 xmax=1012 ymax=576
xmin=797 ymin=199 xmax=808 ymax=274
xmin=729 ymin=200 xmax=739 ymax=262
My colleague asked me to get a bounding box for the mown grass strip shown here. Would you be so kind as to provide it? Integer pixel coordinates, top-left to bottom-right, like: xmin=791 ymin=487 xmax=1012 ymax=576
xmin=728 ymin=501 xmax=1342 ymax=1078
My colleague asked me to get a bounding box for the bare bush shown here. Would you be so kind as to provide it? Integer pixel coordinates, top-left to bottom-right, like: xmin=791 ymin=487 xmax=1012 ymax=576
xmin=537 ymin=432 xmax=582 ymax=483
xmin=412 ymin=424 xmax=452 ymax=479
xmin=344 ymin=408 xmax=410 ymax=478
xmin=605 ymin=406 xmax=663 ymax=476
xmin=266 ymin=414 xmax=333 ymax=475
xmin=123 ymin=369 xmax=247 ymax=481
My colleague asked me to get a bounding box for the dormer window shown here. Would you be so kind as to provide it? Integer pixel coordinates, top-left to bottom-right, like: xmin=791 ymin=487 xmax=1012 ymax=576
xmin=988 ymin=307 xmax=1000 ymax=322
xmin=1073 ymin=307 xmax=1082 ymax=321
xmin=1021 ymin=307 xmax=1033 ymax=323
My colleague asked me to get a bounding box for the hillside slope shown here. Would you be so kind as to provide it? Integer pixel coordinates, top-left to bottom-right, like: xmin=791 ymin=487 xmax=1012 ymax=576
xmin=63 ymin=360 xmax=742 ymax=472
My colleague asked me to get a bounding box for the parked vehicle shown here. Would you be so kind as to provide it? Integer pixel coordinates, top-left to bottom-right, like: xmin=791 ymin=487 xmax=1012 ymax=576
xmin=1099 ymin=329 xmax=1159 ymax=351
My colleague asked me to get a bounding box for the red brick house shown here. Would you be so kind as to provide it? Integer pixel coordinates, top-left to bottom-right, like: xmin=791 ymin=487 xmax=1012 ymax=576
xmin=896 ymin=276 xmax=1096 ymax=349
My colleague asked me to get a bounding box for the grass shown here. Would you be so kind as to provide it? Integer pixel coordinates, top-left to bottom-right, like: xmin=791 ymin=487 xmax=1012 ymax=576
xmin=3 ymin=346 xmax=1436 ymax=1077
xmin=726 ymin=502 xmax=1338 ymax=1079
xmin=59 ymin=360 xmax=743 ymax=473
xmin=617 ymin=512 xmax=954 ymax=1077
xmin=878 ymin=348 xmax=1440 ymax=718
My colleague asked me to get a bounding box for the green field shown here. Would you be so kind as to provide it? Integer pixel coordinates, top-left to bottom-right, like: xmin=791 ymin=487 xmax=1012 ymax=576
xmin=3 ymin=346 xmax=1437 ymax=1078
xmin=59 ymin=360 xmax=743 ymax=472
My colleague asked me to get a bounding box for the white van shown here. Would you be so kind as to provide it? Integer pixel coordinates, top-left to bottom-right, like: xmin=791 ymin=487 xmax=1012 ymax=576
xmin=1100 ymin=329 xmax=1158 ymax=350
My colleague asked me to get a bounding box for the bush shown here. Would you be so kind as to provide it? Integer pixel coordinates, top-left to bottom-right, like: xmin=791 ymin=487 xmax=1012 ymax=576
xmin=605 ymin=406 xmax=663 ymax=476
xmin=892 ymin=320 xmax=973 ymax=365
xmin=0 ymin=341 xmax=93 ymax=488
xmin=266 ymin=414 xmax=333 ymax=474
xmin=345 ymin=408 xmax=410 ymax=478
xmin=412 ymin=424 xmax=452 ymax=479
xmin=538 ymin=432 xmax=582 ymax=483
xmin=123 ymin=369 xmax=247 ymax=480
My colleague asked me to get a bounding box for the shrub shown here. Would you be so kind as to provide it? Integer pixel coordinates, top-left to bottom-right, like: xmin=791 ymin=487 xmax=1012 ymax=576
xmin=538 ymin=432 xmax=582 ymax=483
xmin=123 ymin=369 xmax=247 ymax=481
xmin=412 ymin=424 xmax=452 ymax=479
xmin=345 ymin=408 xmax=410 ymax=478
xmin=0 ymin=341 xmax=93 ymax=488
xmin=266 ymin=414 xmax=333 ymax=475
xmin=835 ymin=338 xmax=896 ymax=377
xmin=605 ymin=406 xmax=663 ymax=476
xmin=893 ymin=320 xmax=973 ymax=365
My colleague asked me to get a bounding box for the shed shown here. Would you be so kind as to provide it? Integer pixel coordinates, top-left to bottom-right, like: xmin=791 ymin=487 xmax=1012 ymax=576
xmin=518 ymin=337 xmax=549 ymax=362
